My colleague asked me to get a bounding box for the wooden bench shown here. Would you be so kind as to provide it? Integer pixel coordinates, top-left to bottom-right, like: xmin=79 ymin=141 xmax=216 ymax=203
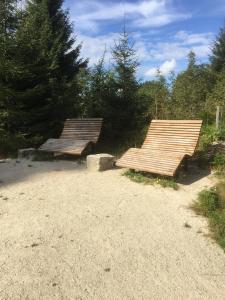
xmin=116 ymin=120 xmax=202 ymax=176
xmin=39 ymin=118 xmax=103 ymax=155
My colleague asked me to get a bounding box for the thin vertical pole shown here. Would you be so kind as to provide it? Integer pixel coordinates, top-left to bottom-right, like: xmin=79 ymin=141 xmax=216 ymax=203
xmin=216 ymin=106 xmax=220 ymax=130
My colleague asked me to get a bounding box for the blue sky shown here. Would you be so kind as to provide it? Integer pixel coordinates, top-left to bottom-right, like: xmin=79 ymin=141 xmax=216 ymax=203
xmin=64 ymin=0 xmax=225 ymax=79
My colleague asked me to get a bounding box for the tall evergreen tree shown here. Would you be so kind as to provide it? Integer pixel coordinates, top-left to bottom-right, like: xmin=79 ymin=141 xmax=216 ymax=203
xmin=210 ymin=22 xmax=225 ymax=72
xmin=108 ymin=30 xmax=143 ymax=137
xmin=85 ymin=52 xmax=108 ymax=118
xmin=13 ymin=0 xmax=87 ymax=141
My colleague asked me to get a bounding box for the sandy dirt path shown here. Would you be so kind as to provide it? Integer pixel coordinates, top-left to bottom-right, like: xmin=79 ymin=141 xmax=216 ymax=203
xmin=0 ymin=159 xmax=225 ymax=299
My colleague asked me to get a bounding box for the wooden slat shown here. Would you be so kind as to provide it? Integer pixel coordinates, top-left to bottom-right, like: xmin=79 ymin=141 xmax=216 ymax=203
xmin=39 ymin=118 xmax=103 ymax=155
xmin=60 ymin=118 xmax=103 ymax=142
xmin=151 ymin=120 xmax=202 ymax=124
xmin=39 ymin=139 xmax=91 ymax=155
xmin=117 ymin=148 xmax=184 ymax=176
xmin=116 ymin=119 xmax=202 ymax=176
xmin=142 ymin=120 xmax=202 ymax=156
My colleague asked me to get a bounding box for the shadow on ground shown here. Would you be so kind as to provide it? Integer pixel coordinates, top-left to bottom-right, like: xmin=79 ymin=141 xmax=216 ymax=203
xmin=0 ymin=154 xmax=87 ymax=188
xmin=177 ymin=164 xmax=211 ymax=185
xmin=0 ymin=153 xmax=211 ymax=189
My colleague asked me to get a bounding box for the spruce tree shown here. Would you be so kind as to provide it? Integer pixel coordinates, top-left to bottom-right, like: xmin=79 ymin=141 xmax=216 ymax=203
xmin=86 ymin=52 xmax=108 ymax=118
xmin=210 ymin=22 xmax=225 ymax=72
xmin=109 ymin=30 xmax=142 ymax=138
xmin=13 ymin=0 xmax=87 ymax=141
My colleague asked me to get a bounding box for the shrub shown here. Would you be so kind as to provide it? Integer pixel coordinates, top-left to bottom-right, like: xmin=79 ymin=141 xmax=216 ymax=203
xmin=199 ymin=125 xmax=225 ymax=151
xmin=211 ymin=153 xmax=225 ymax=171
xmin=0 ymin=133 xmax=42 ymax=157
xmin=192 ymin=183 xmax=225 ymax=251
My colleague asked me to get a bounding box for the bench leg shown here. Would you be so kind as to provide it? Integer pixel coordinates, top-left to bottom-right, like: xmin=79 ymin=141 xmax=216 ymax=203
xmin=183 ymin=156 xmax=189 ymax=172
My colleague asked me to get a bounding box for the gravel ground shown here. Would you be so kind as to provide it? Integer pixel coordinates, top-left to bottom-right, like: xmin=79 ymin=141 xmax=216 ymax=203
xmin=0 ymin=159 xmax=225 ymax=300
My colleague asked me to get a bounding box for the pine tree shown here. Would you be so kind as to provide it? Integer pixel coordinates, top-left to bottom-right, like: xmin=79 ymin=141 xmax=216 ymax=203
xmin=210 ymin=22 xmax=225 ymax=72
xmin=109 ymin=30 xmax=142 ymax=137
xmin=86 ymin=51 xmax=108 ymax=117
xmin=13 ymin=0 xmax=87 ymax=141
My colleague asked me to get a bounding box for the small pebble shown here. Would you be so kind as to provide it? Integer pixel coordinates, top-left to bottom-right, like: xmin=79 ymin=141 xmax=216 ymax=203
xmin=184 ymin=222 xmax=192 ymax=228
xmin=104 ymin=268 xmax=111 ymax=272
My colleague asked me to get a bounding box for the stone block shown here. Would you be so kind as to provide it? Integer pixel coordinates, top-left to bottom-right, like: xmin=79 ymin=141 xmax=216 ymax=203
xmin=86 ymin=153 xmax=116 ymax=171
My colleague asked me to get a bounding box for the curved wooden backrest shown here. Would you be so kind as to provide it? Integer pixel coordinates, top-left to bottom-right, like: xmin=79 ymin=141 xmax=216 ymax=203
xmin=142 ymin=120 xmax=202 ymax=156
xmin=60 ymin=118 xmax=103 ymax=143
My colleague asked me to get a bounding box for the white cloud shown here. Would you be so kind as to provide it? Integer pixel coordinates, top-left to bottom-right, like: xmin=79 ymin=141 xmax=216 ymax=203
xmin=145 ymin=59 xmax=176 ymax=77
xmin=77 ymin=33 xmax=118 ymax=65
xmin=70 ymin=0 xmax=191 ymax=33
xmin=141 ymin=31 xmax=213 ymax=62
xmin=77 ymin=29 xmax=212 ymax=70
xmin=134 ymin=13 xmax=190 ymax=28
xmin=160 ymin=58 xmax=176 ymax=74
xmin=175 ymin=30 xmax=213 ymax=45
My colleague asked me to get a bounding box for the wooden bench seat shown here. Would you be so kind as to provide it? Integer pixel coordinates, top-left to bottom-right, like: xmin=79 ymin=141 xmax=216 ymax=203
xmin=116 ymin=120 xmax=202 ymax=176
xmin=39 ymin=118 xmax=103 ymax=156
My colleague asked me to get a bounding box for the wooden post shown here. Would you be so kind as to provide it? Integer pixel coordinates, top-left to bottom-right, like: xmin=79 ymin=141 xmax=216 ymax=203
xmin=216 ymin=106 xmax=220 ymax=129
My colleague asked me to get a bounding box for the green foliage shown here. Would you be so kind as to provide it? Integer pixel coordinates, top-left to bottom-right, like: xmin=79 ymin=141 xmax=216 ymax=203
xmin=0 ymin=0 xmax=19 ymax=141
xmin=77 ymin=53 xmax=113 ymax=119
xmin=0 ymin=0 xmax=87 ymax=154
xmin=206 ymin=69 xmax=225 ymax=118
xmin=85 ymin=54 xmax=108 ymax=117
xmin=194 ymin=188 xmax=219 ymax=216
xmin=95 ymin=127 xmax=148 ymax=158
xmin=211 ymin=153 xmax=225 ymax=172
xmin=123 ymin=169 xmax=179 ymax=190
xmin=171 ymin=52 xmax=216 ymax=119
xmin=210 ymin=22 xmax=225 ymax=72
xmin=1 ymin=4 xmax=225 ymax=157
xmin=192 ymin=183 xmax=225 ymax=250
xmin=138 ymin=73 xmax=170 ymax=120
xmin=199 ymin=125 xmax=225 ymax=151
xmin=107 ymin=31 xmax=145 ymax=138
xmin=13 ymin=0 xmax=87 ymax=140
xmin=79 ymin=31 xmax=147 ymax=142
xmin=0 ymin=133 xmax=29 ymax=157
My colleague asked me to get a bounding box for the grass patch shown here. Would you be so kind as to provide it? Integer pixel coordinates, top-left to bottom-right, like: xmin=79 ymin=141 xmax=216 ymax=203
xmin=192 ymin=182 xmax=225 ymax=251
xmin=211 ymin=153 xmax=225 ymax=172
xmin=122 ymin=169 xmax=179 ymax=190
